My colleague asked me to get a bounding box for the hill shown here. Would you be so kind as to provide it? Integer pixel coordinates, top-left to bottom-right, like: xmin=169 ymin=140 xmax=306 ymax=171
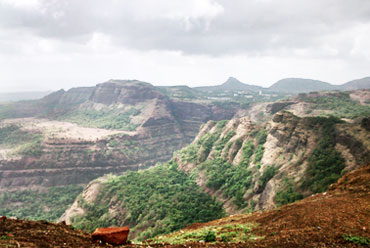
xmin=196 ymin=77 xmax=264 ymax=93
xmin=268 ymin=78 xmax=335 ymax=93
xmin=340 ymin=76 xmax=370 ymax=91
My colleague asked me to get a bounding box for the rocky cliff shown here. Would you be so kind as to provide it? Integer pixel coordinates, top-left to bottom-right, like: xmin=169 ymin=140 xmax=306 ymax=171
xmin=173 ymin=112 xmax=369 ymax=212
xmin=0 ymin=80 xmax=240 ymax=189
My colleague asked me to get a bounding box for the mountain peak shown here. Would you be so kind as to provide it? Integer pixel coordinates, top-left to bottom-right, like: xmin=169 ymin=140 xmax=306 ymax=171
xmin=222 ymin=77 xmax=244 ymax=86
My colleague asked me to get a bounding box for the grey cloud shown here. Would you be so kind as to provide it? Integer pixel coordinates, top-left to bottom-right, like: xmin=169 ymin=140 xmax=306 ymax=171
xmin=1 ymin=0 xmax=370 ymax=56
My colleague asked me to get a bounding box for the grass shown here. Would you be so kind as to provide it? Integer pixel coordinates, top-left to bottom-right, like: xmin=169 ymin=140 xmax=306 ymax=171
xmin=149 ymin=223 xmax=261 ymax=244
xmin=0 ymin=124 xmax=44 ymax=158
xmin=342 ymin=234 xmax=370 ymax=246
xmin=59 ymin=108 xmax=140 ymax=131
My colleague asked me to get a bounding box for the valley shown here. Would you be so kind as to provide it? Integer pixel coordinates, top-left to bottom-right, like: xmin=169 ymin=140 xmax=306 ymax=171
xmin=0 ymin=77 xmax=369 ymax=246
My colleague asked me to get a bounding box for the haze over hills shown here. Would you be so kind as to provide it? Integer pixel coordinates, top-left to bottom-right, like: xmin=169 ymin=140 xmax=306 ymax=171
xmin=0 ymin=91 xmax=51 ymax=102
xmin=1 ymin=75 xmax=369 ymax=102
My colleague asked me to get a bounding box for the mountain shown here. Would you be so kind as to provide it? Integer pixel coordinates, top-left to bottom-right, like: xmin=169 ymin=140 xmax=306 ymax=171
xmin=59 ymin=112 xmax=370 ymax=240
xmin=268 ymin=78 xmax=336 ymax=93
xmin=196 ymin=77 xmax=264 ymax=93
xmin=340 ymin=76 xmax=370 ymax=90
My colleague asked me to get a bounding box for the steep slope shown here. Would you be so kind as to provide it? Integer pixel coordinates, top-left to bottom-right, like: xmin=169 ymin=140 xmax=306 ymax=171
xmin=173 ymin=112 xmax=369 ymax=212
xmin=60 ymin=163 xmax=225 ymax=241
xmin=151 ymin=165 xmax=370 ymax=247
xmin=268 ymin=78 xmax=335 ymax=93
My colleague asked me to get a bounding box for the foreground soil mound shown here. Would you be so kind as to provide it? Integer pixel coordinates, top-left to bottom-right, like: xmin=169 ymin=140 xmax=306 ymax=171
xmin=0 ymin=218 xmax=108 ymax=248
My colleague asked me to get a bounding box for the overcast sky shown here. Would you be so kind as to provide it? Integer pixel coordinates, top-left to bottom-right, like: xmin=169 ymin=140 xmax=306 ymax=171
xmin=1 ymin=0 xmax=370 ymax=92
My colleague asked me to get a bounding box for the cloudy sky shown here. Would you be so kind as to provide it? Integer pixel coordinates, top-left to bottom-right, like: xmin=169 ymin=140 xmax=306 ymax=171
xmin=1 ymin=0 xmax=370 ymax=92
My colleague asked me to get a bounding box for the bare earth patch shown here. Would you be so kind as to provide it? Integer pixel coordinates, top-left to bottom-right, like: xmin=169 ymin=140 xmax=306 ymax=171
xmin=2 ymin=118 xmax=136 ymax=141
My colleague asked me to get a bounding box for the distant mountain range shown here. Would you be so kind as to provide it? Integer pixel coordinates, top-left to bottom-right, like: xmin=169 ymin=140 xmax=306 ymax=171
xmin=200 ymin=76 xmax=370 ymax=94
xmin=0 ymin=91 xmax=51 ymax=102
xmin=1 ymin=76 xmax=369 ymax=102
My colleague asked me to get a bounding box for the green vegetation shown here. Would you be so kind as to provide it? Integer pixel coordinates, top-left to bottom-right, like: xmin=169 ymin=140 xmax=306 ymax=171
xmin=304 ymin=93 xmax=370 ymax=119
xmin=0 ymin=185 xmax=84 ymax=222
xmin=197 ymin=132 xmax=221 ymax=160
xmin=253 ymin=145 xmax=265 ymax=163
xmin=303 ymin=116 xmax=345 ymax=193
xmin=17 ymin=138 xmax=44 ymax=157
xmin=59 ymin=108 xmax=140 ymax=131
xmin=0 ymin=125 xmax=40 ymax=147
xmin=0 ymin=124 xmax=44 ymax=157
xmin=176 ymin=143 xmax=200 ymax=163
xmin=150 ymin=223 xmax=260 ymax=244
xmin=217 ymin=120 xmax=228 ymax=130
xmin=256 ymin=129 xmax=267 ymax=145
xmin=342 ymin=234 xmax=370 ymax=246
xmin=275 ymin=177 xmax=303 ymax=206
xmin=257 ymin=166 xmax=277 ymax=192
xmin=0 ymin=103 xmax=13 ymax=120
xmin=178 ymin=123 xmax=271 ymax=209
xmin=72 ymin=162 xmax=224 ymax=241
xmin=239 ymin=140 xmax=254 ymax=167
xmin=213 ymin=130 xmax=236 ymax=156
xmin=200 ymin=158 xmax=252 ymax=209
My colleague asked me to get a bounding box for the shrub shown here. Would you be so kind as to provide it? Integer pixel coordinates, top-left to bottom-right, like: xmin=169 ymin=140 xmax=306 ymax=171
xmin=72 ymin=162 xmax=224 ymax=240
xmin=275 ymin=177 xmax=303 ymax=206
xmin=203 ymin=230 xmax=216 ymax=242
xmin=258 ymin=166 xmax=277 ymax=191
xmin=303 ymin=116 xmax=345 ymax=193
xmin=253 ymin=145 xmax=265 ymax=163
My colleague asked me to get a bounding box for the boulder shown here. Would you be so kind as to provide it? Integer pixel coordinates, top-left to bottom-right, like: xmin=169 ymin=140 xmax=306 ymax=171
xmin=92 ymin=226 xmax=130 ymax=245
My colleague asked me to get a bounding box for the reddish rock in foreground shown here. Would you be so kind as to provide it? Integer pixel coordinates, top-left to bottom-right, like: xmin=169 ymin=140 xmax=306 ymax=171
xmin=92 ymin=226 xmax=130 ymax=245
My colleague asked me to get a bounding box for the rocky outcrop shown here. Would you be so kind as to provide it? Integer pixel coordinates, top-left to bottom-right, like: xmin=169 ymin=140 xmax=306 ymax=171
xmin=89 ymin=80 xmax=165 ymax=105
xmin=266 ymin=101 xmax=296 ymax=114
xmin=92 ymin=227 xmax=130 ymax=245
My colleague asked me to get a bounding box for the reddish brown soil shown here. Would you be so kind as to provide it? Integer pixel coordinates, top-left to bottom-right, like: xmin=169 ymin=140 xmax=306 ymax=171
xmin=1 ymin=165 xmax=369 ymax=248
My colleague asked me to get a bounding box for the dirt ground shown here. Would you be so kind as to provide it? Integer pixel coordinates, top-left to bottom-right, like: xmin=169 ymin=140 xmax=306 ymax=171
xmin=1 ymin=166 xmax=369 ymax=248
xmin=2 ymin=118 xmax=133 ymax=141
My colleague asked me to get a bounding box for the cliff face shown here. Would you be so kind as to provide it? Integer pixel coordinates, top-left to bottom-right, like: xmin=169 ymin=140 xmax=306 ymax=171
xmin=173 ymin=112 xmax=370 ymax=212
xmin=89 ymin=80 xmax=165 ymax=105
xmin=0 ymin=80 xmax=240 ymax=189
